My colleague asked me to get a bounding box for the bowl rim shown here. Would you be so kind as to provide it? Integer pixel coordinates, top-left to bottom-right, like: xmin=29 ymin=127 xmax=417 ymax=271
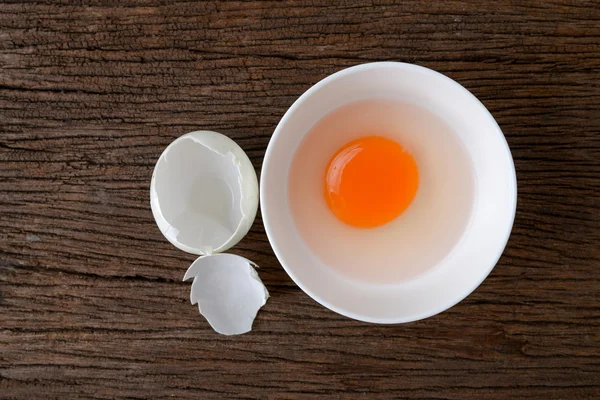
xmin=260 ymin=61 xmax=517 ymax=323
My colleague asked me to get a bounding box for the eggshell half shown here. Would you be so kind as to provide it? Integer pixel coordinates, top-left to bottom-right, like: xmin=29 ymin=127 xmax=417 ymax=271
xmin=150 ymin=131 xmax=259 ymax=255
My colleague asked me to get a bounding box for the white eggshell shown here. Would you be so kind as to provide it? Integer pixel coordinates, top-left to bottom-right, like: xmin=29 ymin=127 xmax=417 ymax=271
xmin=150 ymin=131 xmax=259 ymax=255
xmin=183 ymin=254 xmax=269 ymax=335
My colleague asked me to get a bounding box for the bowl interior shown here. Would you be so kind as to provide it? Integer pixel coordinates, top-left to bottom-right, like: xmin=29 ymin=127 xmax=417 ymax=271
xmin=260 ymin=62 xmax=516 ymax=323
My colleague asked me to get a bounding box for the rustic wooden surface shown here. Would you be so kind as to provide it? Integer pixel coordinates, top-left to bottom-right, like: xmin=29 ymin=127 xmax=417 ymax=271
xmin=1 ymin=1 xmax=599 ymax=399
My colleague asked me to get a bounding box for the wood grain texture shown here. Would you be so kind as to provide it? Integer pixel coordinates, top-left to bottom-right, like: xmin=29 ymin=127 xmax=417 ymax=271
xmin=1 ymin=0 xmax=599 ymax=399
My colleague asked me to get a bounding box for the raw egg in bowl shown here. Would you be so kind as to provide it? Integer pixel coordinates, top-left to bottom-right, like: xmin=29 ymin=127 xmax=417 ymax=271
xmin=260 ymin=62 xmax=517 ymax=323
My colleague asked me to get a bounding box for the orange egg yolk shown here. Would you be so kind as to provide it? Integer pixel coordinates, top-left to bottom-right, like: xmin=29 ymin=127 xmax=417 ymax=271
xmin=324 ymin=136 xmax=419 ymax=228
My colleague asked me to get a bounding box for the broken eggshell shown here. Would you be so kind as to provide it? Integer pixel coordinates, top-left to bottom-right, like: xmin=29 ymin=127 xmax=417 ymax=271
xmin=150 ymin=130 xmax=259 ymax=255
xmin=183 ymin=254 xmax=269 ymax=335
xmin=150 ymin=130 xmax=267 ymax=335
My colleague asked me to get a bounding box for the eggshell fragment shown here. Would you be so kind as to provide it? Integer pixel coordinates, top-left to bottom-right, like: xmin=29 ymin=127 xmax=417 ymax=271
xmin=150 ymin=131 xmax=258 ymax=255
xmin=183 ymin=254 xmax=269 ymax=335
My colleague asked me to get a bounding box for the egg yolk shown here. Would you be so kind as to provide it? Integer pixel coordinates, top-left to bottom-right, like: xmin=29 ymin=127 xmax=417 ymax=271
xmin=324 ymin=136 xmax=419 ymax=228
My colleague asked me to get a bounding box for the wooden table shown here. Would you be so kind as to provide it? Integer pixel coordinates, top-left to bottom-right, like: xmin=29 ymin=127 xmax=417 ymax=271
xmin=1 ymin=1 xmax=599 ymax=399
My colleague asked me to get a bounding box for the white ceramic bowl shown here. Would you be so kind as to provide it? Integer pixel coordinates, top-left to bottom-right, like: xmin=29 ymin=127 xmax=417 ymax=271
xmin=260 ymin=62 xmax=517 ymax=323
